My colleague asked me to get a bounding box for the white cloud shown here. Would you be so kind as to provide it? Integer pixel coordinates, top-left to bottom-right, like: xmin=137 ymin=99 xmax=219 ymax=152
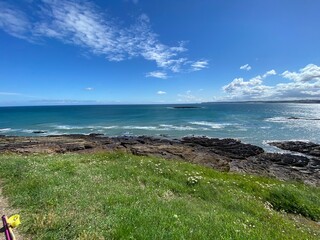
xmin=240 ymin=64 xmax=251 ymax=71
xmin=0 ymin=2 xmax=32 ymax=40
xmin=157 ymin=91 xmax=166 ymax=95
xmin=223 ymin=78 xmax=261 ymax=92
xmin=146 ymin=71 xmax=168 ymax=79
xmin=191 ymin=60 xmax=209 ymax=71
xmin=223 ymin=64 xmax=320 ymax=100
xmin=0 ymin=0 xmax=207 ymax=75
xmin=281 ymin=64 xmax=320 ymax=82
xmin=223 ymin=76 xmax=272 ymax=99
xmin=0 ymin=92 xmax=21 ymax=96
xmin=301 ymin=90 xmax=320 ymax=96
xmin=263 ymin=69 xmax=277 ymax=78
xmin=223 ymin=69 xmax=276 ymax=96
xmin=177 ymin=90 xmax=203 ymax=103
xmin=84 ymin=87 xmax=94 ymax=91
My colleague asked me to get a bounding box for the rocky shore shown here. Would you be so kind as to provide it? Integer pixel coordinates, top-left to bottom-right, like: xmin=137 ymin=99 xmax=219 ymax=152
xmin=0 ymin=134 xmax=319 ymax=186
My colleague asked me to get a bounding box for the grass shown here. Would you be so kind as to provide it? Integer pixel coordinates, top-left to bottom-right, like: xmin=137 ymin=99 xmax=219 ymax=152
xmin=0 ymin=152 xmax=319 ymax=239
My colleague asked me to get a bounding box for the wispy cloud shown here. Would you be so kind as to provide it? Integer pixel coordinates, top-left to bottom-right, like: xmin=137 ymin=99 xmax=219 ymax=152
xmin=146 ymin=71 xmax=168 ymax=79
xmin=223 ymin=64 xmax=320 ymax=100
xmin=157 ymin=91 xmax=166 ymax=95
xmin=177 ymin=90 xmax=203 ymax=103
xmin=240 ymin=64 xmax=251 ymax=71
xmin=0 ymin=1 xmax=32 ymax=40
xmin=0 ymin=0 xmax=207 ymax=76
xmin=0 ymin=92 xmax=21 ymax=96
xmin=84 ymin=87 xmax=94 ymax=91
xmin=191 ymin=60 xmax=209 ymax=71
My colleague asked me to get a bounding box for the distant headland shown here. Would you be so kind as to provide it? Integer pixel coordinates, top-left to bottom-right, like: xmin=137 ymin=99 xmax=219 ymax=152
xmin=202 ymin=99 xmax=320 ymax=104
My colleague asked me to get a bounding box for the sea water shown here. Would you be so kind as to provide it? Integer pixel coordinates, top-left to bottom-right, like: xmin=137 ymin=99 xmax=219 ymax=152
xmin=1 ymin=103 xmax=320 ymax=150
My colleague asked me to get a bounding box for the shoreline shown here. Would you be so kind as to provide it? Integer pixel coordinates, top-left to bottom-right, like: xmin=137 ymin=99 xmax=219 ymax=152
xmin=0 ymin=134 xmax=319 ymax=186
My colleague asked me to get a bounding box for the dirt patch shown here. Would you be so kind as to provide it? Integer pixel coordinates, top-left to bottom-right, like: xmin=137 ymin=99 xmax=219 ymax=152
xmin=0 ymin=183 xmax=25 ymax=240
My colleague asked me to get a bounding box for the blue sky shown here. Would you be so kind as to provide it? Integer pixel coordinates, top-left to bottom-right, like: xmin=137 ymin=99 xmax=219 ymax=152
xmin=1 ymin=0 xmax=320 ymax=106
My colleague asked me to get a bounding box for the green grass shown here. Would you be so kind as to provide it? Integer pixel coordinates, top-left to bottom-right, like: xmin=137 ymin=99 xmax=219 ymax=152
xmin=0 ymin=152 xmax=319 ymax=239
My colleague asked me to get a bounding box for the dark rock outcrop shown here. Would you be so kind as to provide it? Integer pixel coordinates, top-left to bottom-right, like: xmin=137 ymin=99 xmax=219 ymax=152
xmin=230 ymin=152 xmax=319 ymax=186
xmin=32 ymin=130 xmax=47 ymax=134
xmin=172 ymin=106 xmax=201 ymax=109
xmin=181 ymin=137 xmax=264 ymax=159
xmin=270 ymin=141 xmax=320 ymax=158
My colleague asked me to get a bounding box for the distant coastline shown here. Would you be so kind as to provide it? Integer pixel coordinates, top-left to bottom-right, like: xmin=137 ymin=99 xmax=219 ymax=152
xmin=202 ymin=99 xmax=320 ymax=104
xmin=1 ymin=99 xmax=320 ymax=108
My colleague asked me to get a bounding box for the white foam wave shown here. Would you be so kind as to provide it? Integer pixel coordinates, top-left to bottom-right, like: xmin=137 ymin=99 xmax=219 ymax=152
xmin=236 ymin=128 xmax=248 ymax=131
xmin=101 ymin=126 xmax=118 ymax=129
xmin=262 ymin=140 xmax=311 ymax=154
xmin=21 ymin=129 xmax=36 ymax=133
xmin=189 ymin=121 xmax=225 ymax=129
xmin=55 ymin=125 xmax=103 ymax=130
xmin=264 ymin=117 xmax=289 ymax=123
xmin=48 ymin=123 xmax=231 ymax=132
xmin=54 ymin=125 xmax=87 ymax=130
xmin=263 ymin=139 xmax=310 ymax=144
xmin=159 ymin=124 xmax=201 ymax=131
xmin=264 ymin=116 xmax=318 ymax=123
xmin=103 ymin=124 xmax=206 ymax=131
xmin=43 ymin=131 xmax=63 ymax=136
xmin=122 ymin=126 xmax=159 ymax=130
xmin=0 ymin=128 xmax=12 ymax=132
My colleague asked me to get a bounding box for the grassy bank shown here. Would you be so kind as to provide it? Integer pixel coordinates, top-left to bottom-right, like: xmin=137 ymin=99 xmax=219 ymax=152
xmin=0 ymin=152 xmax=319 ymax=239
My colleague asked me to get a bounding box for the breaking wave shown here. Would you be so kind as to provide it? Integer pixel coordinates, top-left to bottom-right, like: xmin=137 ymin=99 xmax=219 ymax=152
xmin=189 ymin=121 xmax=227 ymax=129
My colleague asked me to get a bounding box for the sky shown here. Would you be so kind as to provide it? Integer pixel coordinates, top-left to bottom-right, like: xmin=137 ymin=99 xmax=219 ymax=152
xmin=1 ymin=0 xmax=320 ymax=106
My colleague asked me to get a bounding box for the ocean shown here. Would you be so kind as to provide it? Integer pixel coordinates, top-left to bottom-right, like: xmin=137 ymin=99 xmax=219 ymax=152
xmin=1 ymin=103 xmax=320 ymax=151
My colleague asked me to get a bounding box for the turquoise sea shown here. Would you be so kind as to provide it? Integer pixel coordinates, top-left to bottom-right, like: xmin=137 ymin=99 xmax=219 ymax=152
xmin=1 ymin=103 xmax=320 ymax=150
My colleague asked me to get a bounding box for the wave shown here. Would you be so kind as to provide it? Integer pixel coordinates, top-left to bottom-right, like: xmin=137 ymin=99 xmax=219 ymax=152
xmin=51 ymin=124 xmax=210 ymax=132
xmin=43 ymin=131 xmax=64 ymax=136
xmin=264 ymin=116 xmax=320 ymax=123
xmin=101 ymin=126 xmax=118 ymax=129
xmin=159 ymin=124 xmax=201 ymax=131
xmin=0 ymin=128 xmax=13 ymax=132
xmin=122 ymin=126 xmax=159 ymax=130
xmin=7 ymin=122 xmax=250 ymax=135
xmin=263 ymin=139 xmax=310 ymax=145
xmin=189 ymin=121 xmax=227 ymax=129
xmin=121 ymin=125 xmax=202 ymax=131
xmin=54 ymin=125 xmax=89 ymax=130
xmin=264 ymin=117 xmax=291 ymax=123
xmin=21 ymin=129 xmax=37 ymax=133
xmin=262 ymin=140 xmax=312 ymax=155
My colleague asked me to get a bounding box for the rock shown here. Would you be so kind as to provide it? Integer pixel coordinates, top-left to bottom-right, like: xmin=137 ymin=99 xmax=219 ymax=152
xmin=231 ymin=153 xmax=320 ymax=186
xmin=172 ymin=106 xmax=200 ymax=109
xmin=181 ymin=136 xmax=264 ymax=159
xmin=261 ymin=153 xmax=310 ymax=167
xmin=32 ymin=130 xmax=46 ymax=134
xmin=270 ymin=141 xmax=320 ymax=158
xmin=88 ymin=133 xmax=104 ymax=137
xmin=0 ymin=135 xmax=319 ymax=186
